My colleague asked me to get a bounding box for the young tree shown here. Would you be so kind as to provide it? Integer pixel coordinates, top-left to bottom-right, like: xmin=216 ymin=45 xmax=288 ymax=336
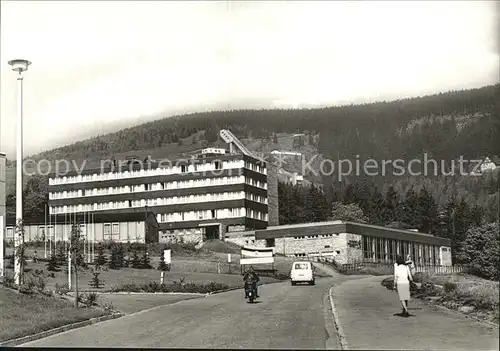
xmin=157 ymin=249 xmax=168 ymax=271
xmin=70 ymin=223 xmax=84 ymax=308
xmin=131 ymin=251 xmax=141 ymax=269
xmin=95 ymin=244 xmax=107 ymax=267
xmin=141 ymin=250 xmax=152 ymax=269
xmin=46 ymin=253 xmax=59 ymax=272
xmin=56 ymin=244 xmax=66 ymax=266
xmin=14 ymin=219 xmax=27 ymax=288
xmin=108 ymin=244 xmax=122 ymax=270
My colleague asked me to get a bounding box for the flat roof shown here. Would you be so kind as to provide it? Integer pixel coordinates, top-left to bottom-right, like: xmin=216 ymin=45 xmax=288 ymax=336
xmin=255 ymin=221 xmax=451 ymax=246
xmin=46 ymin=153 xmax=263 ymax=178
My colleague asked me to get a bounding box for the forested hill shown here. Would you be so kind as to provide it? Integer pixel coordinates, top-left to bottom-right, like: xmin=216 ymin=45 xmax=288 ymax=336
xmin=31 ymin=84 xmax=499 ymax=163
xmin=5 ymin=84 xmax=499 ymax=225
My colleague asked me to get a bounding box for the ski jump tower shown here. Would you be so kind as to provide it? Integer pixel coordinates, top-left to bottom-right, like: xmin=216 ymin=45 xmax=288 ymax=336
xmin=219 ymin=129 xmax=279 ymax=226
xmin=219 ymin=129 xmax=256 ymax=158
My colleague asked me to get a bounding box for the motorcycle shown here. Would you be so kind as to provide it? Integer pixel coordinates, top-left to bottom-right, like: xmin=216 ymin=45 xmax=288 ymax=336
xmin=244 ymin=280 xmax=258 ymax=303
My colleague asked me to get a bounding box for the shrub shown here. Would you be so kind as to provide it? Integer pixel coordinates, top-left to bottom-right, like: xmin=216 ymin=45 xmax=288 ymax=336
xmin=110 ymin=283 xmax=142 ymax=293
xmin=131 ymin=251 xmax=142 ymax=269
xmin=19 ymin=275 xmax=46 ymax=294
xmin=78 ymin=292 xmax=98 ymax=307
xmin=2 ymin=274 xmax=15 ymax=288
xmin=459 ymin=222 xmax=499 ymax=281
xmin=46 ymin=254 xmax=60 ymax=272
xmin=55 ymin=283 xmax=70 ymax=295
xmin=6 ymin=254 xmax=14 ymax=269
xmin=110 ymin=280 xmax=229 ymax=294
xmin=443 ymin=282 xmax=457 ymax=293
xmin=101 ymin=301 xmax=115 ymax=312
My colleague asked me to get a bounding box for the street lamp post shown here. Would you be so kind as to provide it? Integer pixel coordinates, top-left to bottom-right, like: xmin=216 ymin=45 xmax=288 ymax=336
xmin=8 ymin=59 xmax=31 ymax=286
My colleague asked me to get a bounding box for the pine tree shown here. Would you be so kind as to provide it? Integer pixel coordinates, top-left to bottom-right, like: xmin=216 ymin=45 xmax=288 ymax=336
xmin=312 ymin=186 xmax=329 ymax=222
xmin=117 ymin=245 xmax=126 ymax=268
xmin=304 ymin=184 xmax=317 ymax=223
xmin=141 ymin=251 xmax=152 ymax=269
xmin=398 ymin=187 xmax=420 ymax=228
xmin=367 ymin=188 xmax=386 ymax=225
xmin=46 ymin=253 xmax=59 ymax=271
xmin=108 ymin=244 xmax=121 ymax=269
xmin=416 ymin=187 xmax=438 ymax=234
xmin=131 ymin=251 xmax=141 ymax=269
xmin=95 ymin=244 xmax=107 ymax=267
xmin=157 ymin=249 xmax=168 ymax=271
xmin=343 ymin=184 xmax=357 ymax=204
xmin=383 ymin=186 xmax=399 ymax=224
xmin=56 ymin=244 xmax=66 ymax=266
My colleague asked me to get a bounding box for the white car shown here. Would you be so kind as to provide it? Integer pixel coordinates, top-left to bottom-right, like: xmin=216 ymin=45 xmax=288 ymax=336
xmin=290 ymin=261 xmax=315 ymax=285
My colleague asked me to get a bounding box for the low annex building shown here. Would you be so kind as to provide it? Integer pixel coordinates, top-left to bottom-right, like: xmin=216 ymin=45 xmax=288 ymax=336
xmin=225 ymin=220 xmax=452 ymax=266
xmin=5 ymin=211 xmax=159 ymax=244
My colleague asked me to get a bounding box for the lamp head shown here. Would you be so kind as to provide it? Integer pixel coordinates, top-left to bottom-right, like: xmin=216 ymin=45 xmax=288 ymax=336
xmin=8 ymin=59 xmax=31 ymax=73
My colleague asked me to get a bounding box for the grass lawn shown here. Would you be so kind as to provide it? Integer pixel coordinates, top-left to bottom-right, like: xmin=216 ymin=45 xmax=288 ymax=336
xmin=0 ymin=286 xmax=109 ymax=343
xmin=2 ymin=253 xmax=298 ymax=293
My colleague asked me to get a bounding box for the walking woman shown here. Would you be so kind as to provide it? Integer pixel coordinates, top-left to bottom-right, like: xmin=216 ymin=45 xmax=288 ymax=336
xmin=394 ymin=255 xmax=413 ymax=317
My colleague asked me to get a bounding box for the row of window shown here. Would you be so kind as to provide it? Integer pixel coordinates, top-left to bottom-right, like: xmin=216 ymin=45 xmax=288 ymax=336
xmin=247 ymin=209 xmax=267 ymax=221
xmin=161 ymin=228 xmax=203 ymax=236
xmin=49 ymin=191 xmax=268 ymax=214
xmin=5 ymin=222 xmax=125 ymax=239
xmin=244 ymin=161 xmax=266 ymax=174
xmin=156 ymin=208 xmax=269 ymax=223
xmin=49 ymin=159 xmax=267 ymax=185
xmin=244 ymin=177 xmax=267 ymax=189
xmin=292 ymin=234 xmax=339 ymax=240
xmin=362 ymin=236 xmax=440 ymax=266
xmin=245 ymin=192 xmax=267 ymax=204
xmin=157 ymin=207 xmax=246 ymax=222
xmin=49 ymin=176 xmax=250 ymax=199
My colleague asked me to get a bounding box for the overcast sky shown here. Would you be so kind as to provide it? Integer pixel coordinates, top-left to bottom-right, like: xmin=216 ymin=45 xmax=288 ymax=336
xmin=1 ymin=1 xmax=498 ymax=157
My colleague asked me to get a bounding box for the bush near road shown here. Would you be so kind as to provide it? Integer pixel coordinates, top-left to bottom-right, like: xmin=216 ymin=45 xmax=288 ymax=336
xmin=381 ymin=272 xmax=499 ymax=325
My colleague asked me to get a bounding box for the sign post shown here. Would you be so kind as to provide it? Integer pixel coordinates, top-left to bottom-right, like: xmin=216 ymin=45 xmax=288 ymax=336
xmin=160 ymin=271 xmax=165 ymax=284
xmin=164 ymin=249 xmax=171 ymax=272
xmin=227 ymin=253 xmax=231 ymax=274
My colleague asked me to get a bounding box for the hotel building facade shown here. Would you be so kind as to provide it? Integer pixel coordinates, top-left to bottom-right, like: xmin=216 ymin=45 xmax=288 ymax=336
xmin=37 ymin=147 xmax=275 ymax=244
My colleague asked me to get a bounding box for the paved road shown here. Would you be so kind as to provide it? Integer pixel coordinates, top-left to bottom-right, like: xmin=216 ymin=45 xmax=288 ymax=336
xmin=21 ymin=275 xmax=344 ymax=349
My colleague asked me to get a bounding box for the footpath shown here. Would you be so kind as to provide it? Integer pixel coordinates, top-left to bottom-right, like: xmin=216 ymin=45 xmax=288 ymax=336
xmin=331 ymin=276 xmax=499 ymax=351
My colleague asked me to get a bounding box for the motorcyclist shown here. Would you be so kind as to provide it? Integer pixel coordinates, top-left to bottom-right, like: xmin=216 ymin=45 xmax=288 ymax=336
xmin=243 ymin=266 xmax=260 ymax=298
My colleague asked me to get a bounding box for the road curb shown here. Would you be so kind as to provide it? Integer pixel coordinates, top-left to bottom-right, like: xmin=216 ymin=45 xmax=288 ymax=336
xmin=207 ymin=286 xmax=243 ymax=295
xmin=0 ymin=312 xmax=123 ymax=347
xmin=328 ymin=286 xmax=349 ymax=350
xmin=67 ymin=291 xmax=207 ymax=296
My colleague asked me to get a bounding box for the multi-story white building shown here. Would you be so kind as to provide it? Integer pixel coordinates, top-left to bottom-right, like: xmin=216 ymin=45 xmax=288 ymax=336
xmin=39 ymin=144 xmax=275 ymax=243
